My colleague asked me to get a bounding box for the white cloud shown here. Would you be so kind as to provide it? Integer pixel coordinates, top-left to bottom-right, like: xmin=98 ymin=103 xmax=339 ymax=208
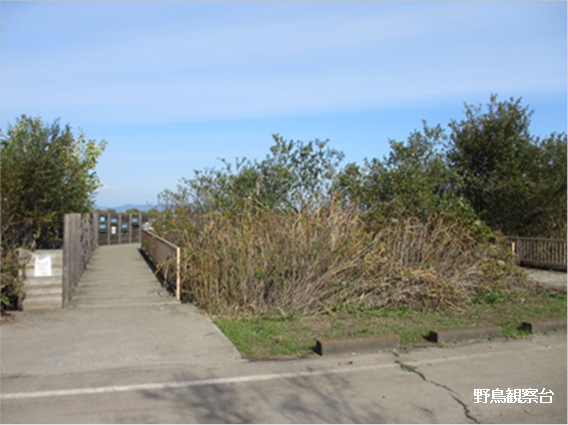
xmin=97 ymin=184 xmax=120 ymax=192
xmin=1 ymin=1 xmax=565 ymax=127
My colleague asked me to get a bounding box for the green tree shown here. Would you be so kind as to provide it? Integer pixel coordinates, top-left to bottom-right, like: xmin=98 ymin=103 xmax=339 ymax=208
xmin=525 ymin=132 xmax=567 ymax=237
xmin=159 ymin=135 xmax=344 ymax=215
xmin=447 ymin=95 xmax=566 ymax=237
xmin=254 ymin=135 xmax=344 ymax=211
xmin=1 ymin=115 xmax=107 ymax=249
xmin=336 ymin=122 xmax=469 ymax=221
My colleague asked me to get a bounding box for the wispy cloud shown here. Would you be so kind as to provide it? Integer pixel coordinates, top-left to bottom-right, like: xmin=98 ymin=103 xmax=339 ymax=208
xmin=2 ymin=2 xmax=565 ymax=126
xmin=97 ymin=184 xmax=120 ymax=192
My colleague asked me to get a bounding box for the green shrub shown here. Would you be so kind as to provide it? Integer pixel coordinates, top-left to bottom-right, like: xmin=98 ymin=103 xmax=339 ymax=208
xmin=1 ymin=249 xmax=23 ymax=313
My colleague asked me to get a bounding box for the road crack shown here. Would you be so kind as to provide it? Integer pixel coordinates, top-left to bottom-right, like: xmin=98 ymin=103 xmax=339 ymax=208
xmin=396 ymin=360 xmax=479 ymax=424
xmin=450 ymin=394 xmax=479 ymax=424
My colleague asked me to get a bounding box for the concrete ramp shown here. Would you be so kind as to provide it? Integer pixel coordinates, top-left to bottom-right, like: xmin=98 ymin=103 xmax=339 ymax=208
xmin=1 ymin=244 xmax=242 ymax=377
xmin=71 ymin=244 xmax=178 ymax=308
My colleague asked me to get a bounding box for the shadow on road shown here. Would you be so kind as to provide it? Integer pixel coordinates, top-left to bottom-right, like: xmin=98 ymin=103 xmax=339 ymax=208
xmin=123 ymin=367 xmax=391 ymax=423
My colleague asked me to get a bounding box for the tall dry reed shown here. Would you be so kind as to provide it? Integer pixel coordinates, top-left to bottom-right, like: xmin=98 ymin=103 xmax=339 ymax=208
xmin=164 ymin=202 xmax=522 ymax=315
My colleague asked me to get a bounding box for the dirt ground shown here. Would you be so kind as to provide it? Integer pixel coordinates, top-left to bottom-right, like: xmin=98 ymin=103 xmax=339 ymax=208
xmin=522 ymin=267 xmax=567 ymax=292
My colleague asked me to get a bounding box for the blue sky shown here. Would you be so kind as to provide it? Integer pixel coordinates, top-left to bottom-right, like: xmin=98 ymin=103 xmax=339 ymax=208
xmin=1 ymin=1 xmax=566 ymax=208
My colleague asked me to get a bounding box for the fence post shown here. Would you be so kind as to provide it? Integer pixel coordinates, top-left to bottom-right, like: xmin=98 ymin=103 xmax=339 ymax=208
xmin=62 ymin=214 xmax=71 ymax=307
xmin=62 ymin=213 xmax=80 ymax=307
xmin=176 ymin=246 xmax=181 ymax=301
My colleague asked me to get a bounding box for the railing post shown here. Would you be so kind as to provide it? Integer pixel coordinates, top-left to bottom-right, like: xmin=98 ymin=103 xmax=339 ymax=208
xmin=62 ymin=214 xmax=72 ymax=307
xmin=176 ymin=246 xmax=181 ymax=301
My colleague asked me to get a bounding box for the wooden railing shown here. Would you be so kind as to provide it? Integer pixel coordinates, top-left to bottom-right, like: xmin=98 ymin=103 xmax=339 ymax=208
xmin=509 ymin=237 xmax=567 ymax=271
xmin=63 ymin=213 xmax=98 ymax=307
xmin=97 ymin=213 xmax=149 ymax=245
xmin=141 ymin=229 xmax=181 ymax=300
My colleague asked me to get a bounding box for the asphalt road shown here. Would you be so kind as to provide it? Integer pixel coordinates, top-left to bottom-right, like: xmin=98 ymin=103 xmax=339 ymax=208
xmin=2 ymin=332 xmax=566 ymax=424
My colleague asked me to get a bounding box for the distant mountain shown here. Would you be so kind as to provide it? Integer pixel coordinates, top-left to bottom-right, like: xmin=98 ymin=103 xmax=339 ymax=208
xmin=96 ymin=204 xmax=156 ymax=212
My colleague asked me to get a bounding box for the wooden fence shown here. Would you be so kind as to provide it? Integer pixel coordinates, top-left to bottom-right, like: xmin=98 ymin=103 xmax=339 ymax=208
xmin=141 ymin=229 xmax=181 ymax=300
xmin=509 ymin=237 xmax=567 ymax=271
xmin=98 ymin=213 xmax=149 ymax=245
xmin=63 ymin=213 xmax=98 ymax=306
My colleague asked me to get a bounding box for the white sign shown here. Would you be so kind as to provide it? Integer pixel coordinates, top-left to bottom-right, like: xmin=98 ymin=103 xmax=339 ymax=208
xmin=35 ymin=256 xmax=52 ymax=277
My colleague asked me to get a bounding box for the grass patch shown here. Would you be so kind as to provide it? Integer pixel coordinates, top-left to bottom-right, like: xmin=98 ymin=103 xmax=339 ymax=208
xmin=214 ymin=314 xmax=315 ymax=359
xmin=212 ymin=291 xmax=566 ymax=359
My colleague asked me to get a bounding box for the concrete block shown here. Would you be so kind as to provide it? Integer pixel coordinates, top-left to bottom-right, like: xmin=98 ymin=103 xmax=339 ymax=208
xmin=521 ymin=318 xmax=567 ymax=333
xmin=24 ymin=285 xmax=62 ymax=297
xmin=22 ymin=296 xmax=62 ymax=310
xmin=24 ymin=276 xmax=62 ymax=286
xmin=428 ymin=326 xmax=502 ymax=343
xmin=315 ymin=334 xmax=399 ymax=356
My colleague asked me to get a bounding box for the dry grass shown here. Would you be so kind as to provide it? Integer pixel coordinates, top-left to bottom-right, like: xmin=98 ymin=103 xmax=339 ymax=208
xmin=161 ymin=202 xmax=523 ymax=315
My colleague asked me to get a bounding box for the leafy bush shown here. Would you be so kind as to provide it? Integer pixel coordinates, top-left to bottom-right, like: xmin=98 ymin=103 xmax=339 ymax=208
xmin=156 ymin=135 xmax=343 ymax=218
xmin=1 ymin=115 xmax=106 ymax=250
xmin=0 ymin=250 xmax=23 ymax=313
xmin=448 ymin=95 xmax=567 ymax=237
xmin=335 ymin=122 xmax=469 ymax=221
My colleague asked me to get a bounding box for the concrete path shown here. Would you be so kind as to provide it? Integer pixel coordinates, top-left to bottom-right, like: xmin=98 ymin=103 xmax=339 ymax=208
xmin=0 ymin=244 xmax=242 ymax=376
xmin=522 ymin=267 xmax=567 ymax=292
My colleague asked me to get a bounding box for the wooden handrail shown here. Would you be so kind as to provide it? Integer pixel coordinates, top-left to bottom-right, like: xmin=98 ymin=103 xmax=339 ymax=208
xmin=508 ymin=236 xmax=567 ymax=271
xmin=141 ymin=229 xmax=181 ymax=300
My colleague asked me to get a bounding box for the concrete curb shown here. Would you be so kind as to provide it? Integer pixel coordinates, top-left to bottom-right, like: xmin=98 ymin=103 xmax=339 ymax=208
xmin=521 ymin=318 xmax=567 ymax=333
xmin=427 ymin=326 xmax=502 ymax=344
xmin=315 ymin=334 xmax=400 ymax=356
xmin=313 ymin=317 xmax=564 ymax=357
